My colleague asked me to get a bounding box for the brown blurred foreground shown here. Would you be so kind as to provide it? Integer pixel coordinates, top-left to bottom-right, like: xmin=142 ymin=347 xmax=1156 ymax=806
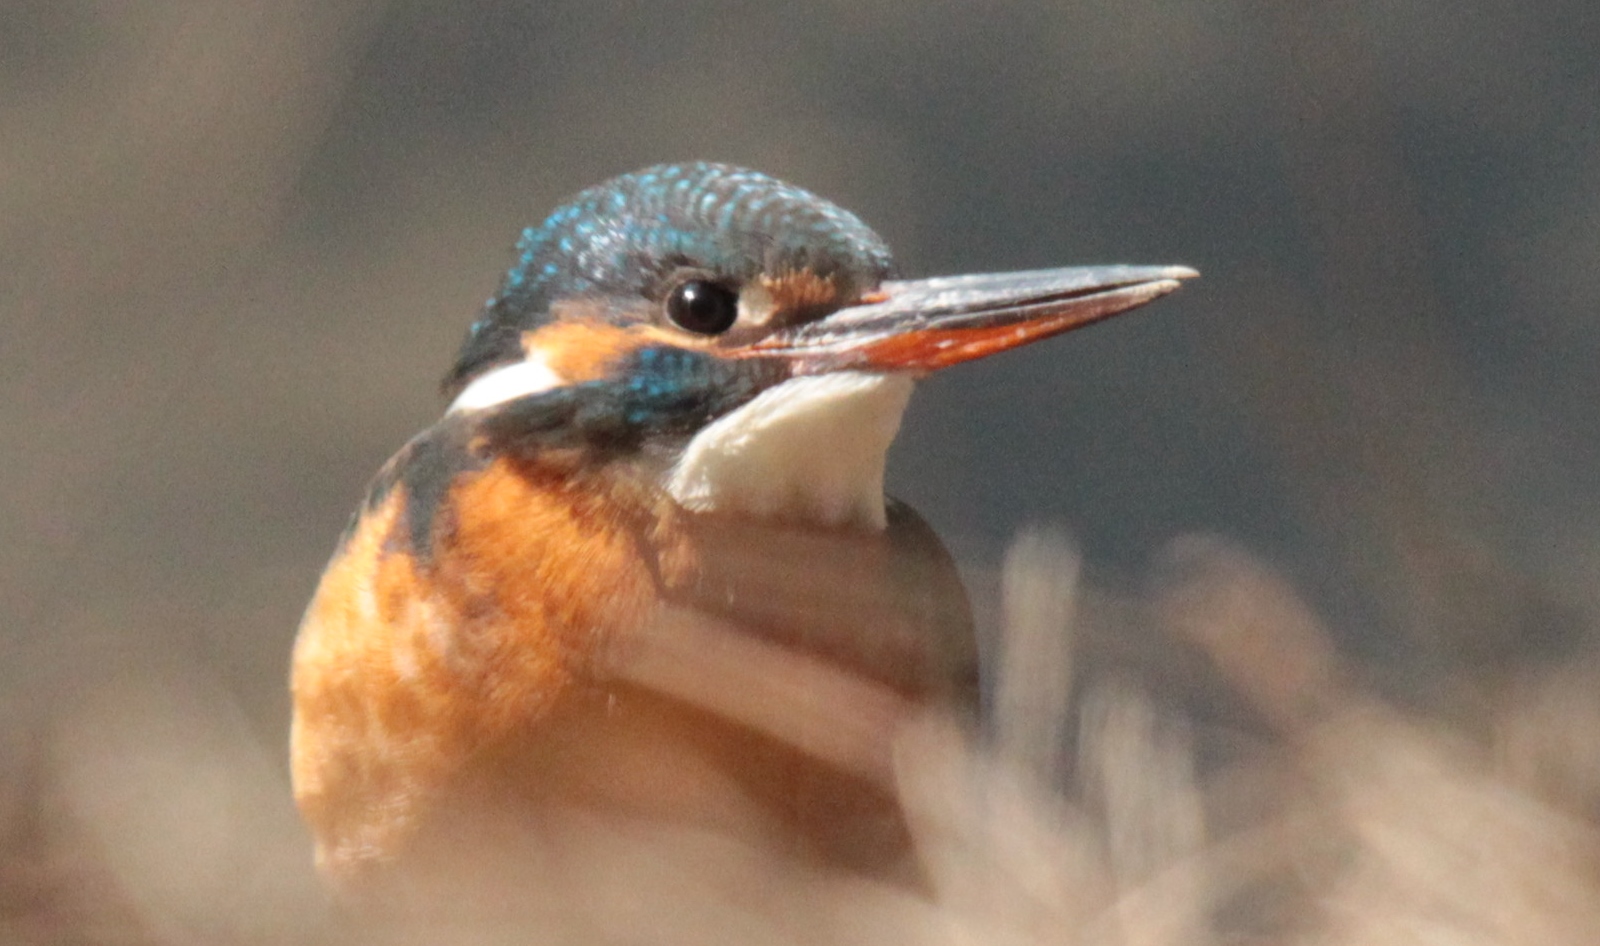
xmin=4 ymin=532 xmax=1598 ymax=945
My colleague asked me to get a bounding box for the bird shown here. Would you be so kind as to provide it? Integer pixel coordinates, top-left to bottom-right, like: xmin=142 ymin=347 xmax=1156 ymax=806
xmin=289 ymin=162 xmax=1193 ymax=912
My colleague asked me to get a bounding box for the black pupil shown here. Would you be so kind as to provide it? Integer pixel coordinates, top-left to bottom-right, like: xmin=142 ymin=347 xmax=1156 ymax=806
xmin=667 ymin=280 xmax=738 ymax=334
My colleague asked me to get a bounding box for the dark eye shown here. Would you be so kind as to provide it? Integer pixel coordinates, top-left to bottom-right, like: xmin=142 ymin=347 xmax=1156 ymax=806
xmin=665 ymin=280 xmax=739 ymax=335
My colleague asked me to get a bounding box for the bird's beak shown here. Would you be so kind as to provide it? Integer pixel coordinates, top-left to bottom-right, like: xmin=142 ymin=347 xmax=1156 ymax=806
xmin=754 ymin=265 xmax=1197 ymax=373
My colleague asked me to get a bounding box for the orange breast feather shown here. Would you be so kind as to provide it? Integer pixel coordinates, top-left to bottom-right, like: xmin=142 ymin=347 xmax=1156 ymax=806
xmin=291 ymin=444 xmax=975 ymax=899
xmin=289 ymin=456 xmax=661 ymax=884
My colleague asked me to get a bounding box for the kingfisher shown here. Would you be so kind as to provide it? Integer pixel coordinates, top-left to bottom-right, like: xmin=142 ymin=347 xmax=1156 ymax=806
xmin=290 ymin=163 xmax=1192 ymax=905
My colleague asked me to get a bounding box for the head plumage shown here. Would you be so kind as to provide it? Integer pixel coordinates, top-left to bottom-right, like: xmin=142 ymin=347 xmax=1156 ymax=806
xmin=446 ymin=163 xmax=894 ymax=393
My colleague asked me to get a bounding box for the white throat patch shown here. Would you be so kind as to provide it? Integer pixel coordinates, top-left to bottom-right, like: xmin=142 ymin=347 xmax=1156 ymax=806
xmin=665 ymin=372 xmax=914 ymax=531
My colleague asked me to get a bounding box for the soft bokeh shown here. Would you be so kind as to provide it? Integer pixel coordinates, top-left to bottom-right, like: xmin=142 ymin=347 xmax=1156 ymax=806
xmin=4 ymin=1 xmax=1598 ymax=942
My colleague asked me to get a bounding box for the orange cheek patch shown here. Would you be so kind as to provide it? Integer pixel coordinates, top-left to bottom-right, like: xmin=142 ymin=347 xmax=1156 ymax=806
xmin=522 ymin=312 xmax=716 ymax=382
xmin=520 ymin=318 xmax=637 ymax=383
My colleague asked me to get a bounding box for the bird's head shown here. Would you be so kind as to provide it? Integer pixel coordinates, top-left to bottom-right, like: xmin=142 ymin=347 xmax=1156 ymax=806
xmin=441 ymin=162 xmax=1192 ymax=529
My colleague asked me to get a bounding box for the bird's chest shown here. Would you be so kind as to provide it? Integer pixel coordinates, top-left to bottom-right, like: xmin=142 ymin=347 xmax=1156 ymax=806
xmin=421 ymin=482 xmax=973 ymax=890
xmin=428 ymin=454 xmax=973 ymax=706
xmin=291 ymin=452 xmax=973 ymax=894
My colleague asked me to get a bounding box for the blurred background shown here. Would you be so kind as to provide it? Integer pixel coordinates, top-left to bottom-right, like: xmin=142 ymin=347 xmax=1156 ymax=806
xmin=4 ymin=0 xmax=1599 ymax=942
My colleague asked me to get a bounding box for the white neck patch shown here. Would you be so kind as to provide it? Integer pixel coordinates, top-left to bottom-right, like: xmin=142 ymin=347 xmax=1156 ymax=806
xmin=448 ymin=354 xmax=565 ymax=413
xmin=665 ymin=372 xmax=914 ymax=531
